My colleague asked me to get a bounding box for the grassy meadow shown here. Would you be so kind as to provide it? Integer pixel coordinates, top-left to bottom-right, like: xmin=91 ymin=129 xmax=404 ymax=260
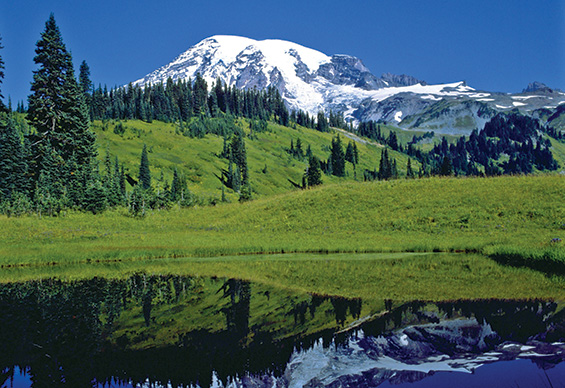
xmin=0 ymin=174 xmax=563 ymax=299
xmin=1 ymin=116 xmax=563 ymax=300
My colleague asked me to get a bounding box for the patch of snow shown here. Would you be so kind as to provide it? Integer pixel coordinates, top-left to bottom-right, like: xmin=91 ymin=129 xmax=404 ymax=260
xmin=420 ymin=94 xmax=442 ymax=101
xmin=512 ymin=101 xmax=526 ymax=107
xmin=518 ymin=352 xmax=554 ymax=358
xmin=476 ymin=98 xmax=495 ymax=102
xmin=394 ymin=111 xmax=403 ymax=123
xmin=496 ymin=105 xmax=511 ymax=109
xmin=398 ymin=333 xmax=409 ymax=346
xmin=512 ymin=95 xmax=538 ymax=100
xmin=469 ymin=93 xmax=491 ymax=98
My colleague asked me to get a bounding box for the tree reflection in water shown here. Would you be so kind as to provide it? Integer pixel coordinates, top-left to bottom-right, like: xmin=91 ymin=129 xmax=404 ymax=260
xmin=0 ymin=275 xmax=562 ymax=387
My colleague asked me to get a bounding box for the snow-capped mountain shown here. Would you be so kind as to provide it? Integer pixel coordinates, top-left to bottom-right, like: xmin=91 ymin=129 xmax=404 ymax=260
xmin=134 ymin=35 xmax=565 ymax=134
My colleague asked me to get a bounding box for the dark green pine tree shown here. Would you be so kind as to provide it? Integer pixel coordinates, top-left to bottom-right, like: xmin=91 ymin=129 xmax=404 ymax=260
xmin=305 ymin=144 xmax=313 ymax=159
xmin=230 ymin=132 xmax=248 ymax=185
xmin=378 ymin=148 xmax=392 ymax=180
xmin=440 ymin=156 xmax=453 ymax=176
xmin=406 ymin=158 xmax=415 ymax=179
xmin=0 ymin=34 xmax=7 ymax=113
xmin=345 ymin=141 xmax=355 ymax=164
xmin=353 ymin=143 xmax=359 ymax=165
xmin=28 ymin=14 xmax=72 ymax=160
xmin=170 ymin=167 xmax=188 ymax=201
xmin=192 ymin=73 xmax=208 ymax=116
xmin=307 ymin=156 xmax=323 ymax=187
xmin=295 ymin=137 xmax=303 ymax=159
xmin=78 ymin=60 xmax=93 ymax=116
xmin=119 ymin=164 xmax=127 ymax=197
xmin=79 ymin=60 xmax=92 ymax=94
xmin=316 ymin=111 xmax=329 ymax=132
xmin=138 ymin=144 xmax=151 ymax=190
xmin=61 ymin=63 xmax=97 ymax=166
xmin=27 ymin=14 xmax=97 ymax=190
xmin=0 ymin=116 xmax=31 ymax=199
xmin=329 ymin=134 xmax=345 ymax=177
xmin=83 ymin=175 xmax=107 ymax=214
xmin=239 ymin=182 xmax=252 ymax=202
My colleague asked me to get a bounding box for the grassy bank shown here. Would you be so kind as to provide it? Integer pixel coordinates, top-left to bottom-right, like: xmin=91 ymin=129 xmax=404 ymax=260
xmin=0 ymin=174 xmax=563 ymax=271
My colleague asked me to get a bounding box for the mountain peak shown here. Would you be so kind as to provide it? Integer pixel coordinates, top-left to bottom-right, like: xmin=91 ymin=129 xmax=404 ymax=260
xmin=131 ymin=35 xmax=565 ymax=129
xmin=381 ymin=73 xmax=426 ymax=87
xmin=522 ymin=81 xmax=554 ymax=94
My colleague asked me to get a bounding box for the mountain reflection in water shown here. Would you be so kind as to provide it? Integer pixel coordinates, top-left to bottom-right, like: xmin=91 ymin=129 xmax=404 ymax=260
xmin=0 ymin=274 xmax=563 ymax=388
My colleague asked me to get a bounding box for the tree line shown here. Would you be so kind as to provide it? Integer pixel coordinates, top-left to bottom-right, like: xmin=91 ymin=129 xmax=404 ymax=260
xmin=356 ymin=113 xmax=560 ymax=178
xmin=0 ymin=15 xmax=202 ymax=216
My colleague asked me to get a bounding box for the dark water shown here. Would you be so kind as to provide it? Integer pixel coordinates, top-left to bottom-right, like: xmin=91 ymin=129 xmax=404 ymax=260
xmin=0 ymin=275 xmax=563 ymax=388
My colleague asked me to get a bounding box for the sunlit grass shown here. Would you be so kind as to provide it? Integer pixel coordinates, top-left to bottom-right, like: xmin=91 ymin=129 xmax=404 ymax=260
xmin=92 ymin=118 xmax=412 ymax=201
xmin=0 ymin=174 xmax=563 ymax=300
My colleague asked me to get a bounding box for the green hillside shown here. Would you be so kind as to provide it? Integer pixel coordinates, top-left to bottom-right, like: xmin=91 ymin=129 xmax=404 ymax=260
xmin=1 ymin=174 xmax=563 ymax=266
xmin=93 ymin=118 xmax=415 ymax=200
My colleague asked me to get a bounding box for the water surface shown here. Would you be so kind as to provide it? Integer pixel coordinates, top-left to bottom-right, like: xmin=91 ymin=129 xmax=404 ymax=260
xmin=0 ymin=274 xmax=563 ymax=387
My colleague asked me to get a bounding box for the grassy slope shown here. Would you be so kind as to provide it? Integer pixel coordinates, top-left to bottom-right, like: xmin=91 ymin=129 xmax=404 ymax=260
xmin=0 ymin=174 xmax=563 ymax=265
xmin=93 ymin=119 xmax=414 ymax=201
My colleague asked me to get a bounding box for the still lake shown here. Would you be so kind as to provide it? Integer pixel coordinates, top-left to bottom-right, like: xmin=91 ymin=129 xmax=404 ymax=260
xmin=1 ymin=273 xmax=564 ymax=387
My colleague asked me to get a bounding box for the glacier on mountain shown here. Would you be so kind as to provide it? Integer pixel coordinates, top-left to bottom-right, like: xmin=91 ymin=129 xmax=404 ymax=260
xmin=133 ymin=35 xmax=565 ymax=133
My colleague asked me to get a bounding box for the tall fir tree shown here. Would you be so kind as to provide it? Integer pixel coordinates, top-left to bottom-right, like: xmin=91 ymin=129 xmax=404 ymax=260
xmin=0 ymin=34 xmax=7 ymax=113
xmin=78 ymin=60 xmax=93 ymax=117
xmin=406 ymin=158 xmax=415 ymax=179
xmin=78 ymin=60 xmax=92 ymax=95
xmin=138 ymin=144 xmax=151 ymax=190
xmin=329 ymin=134 xmax=345 ymax=177
xmin=230 ymin=132 xmax=248 ymax=185
xmin=378 ymin=148 xmax=393 ymax=180
xmin=306 ymin=156 xmax=323 ymax=187
xmin=170 ymin=167 xmax=188 ymax=201
xmin=27 ymin=14 xmax=97 ymax=187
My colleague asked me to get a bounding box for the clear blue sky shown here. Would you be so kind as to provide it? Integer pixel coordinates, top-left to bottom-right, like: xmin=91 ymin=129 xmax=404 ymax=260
xmin=1 ymin=0 xmax=563 ymax=106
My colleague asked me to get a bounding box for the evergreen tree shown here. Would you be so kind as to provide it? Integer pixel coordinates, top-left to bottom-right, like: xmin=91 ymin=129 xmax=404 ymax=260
xmin=306 ymin=156 xmax=323 ymax=187
xmin=0 ymin=34 xmax=6 ymax=113
xmin=230 ymin=132 xmax=248 ymax=185
xmin=239 ymin=182 xmax=252 ymax=202
xmin=378 ymin=148 xmax=392 ymax=180
xmin=439 ymin=156 xmax=453 ymax=176
xmin=79 ymin=60 xmax=92 ymax=117
xmin=0 ymin=116 xmax=30 ymax=199
xmin=329 ymin=134 xmax=346 ymax=177
xmin=316 ymin=111 xmax=329 ymax=132
xmin=28 ymin=14 xmax=73 ymax=157
xmin=83 ymin=178 xmax=107 ymax=214
xmin=138 ymin=144 xmax=151 ymax=190
xmin=345 ymin=141 xmax=356 ymax=165
xmin=27 ymin=14 xmax=97 ymax=189
xmin=295 ymin=137 xmax=303 ymax=159
xmin=170 ymin=167 xmax=188 ymax=201
xmin=79 ymin=60 xmax=92 ymax=96
xmin=305 ymin=144 xmax=313 ymax=159
xmin=406 ymin=158 xmax=415 ymax=179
